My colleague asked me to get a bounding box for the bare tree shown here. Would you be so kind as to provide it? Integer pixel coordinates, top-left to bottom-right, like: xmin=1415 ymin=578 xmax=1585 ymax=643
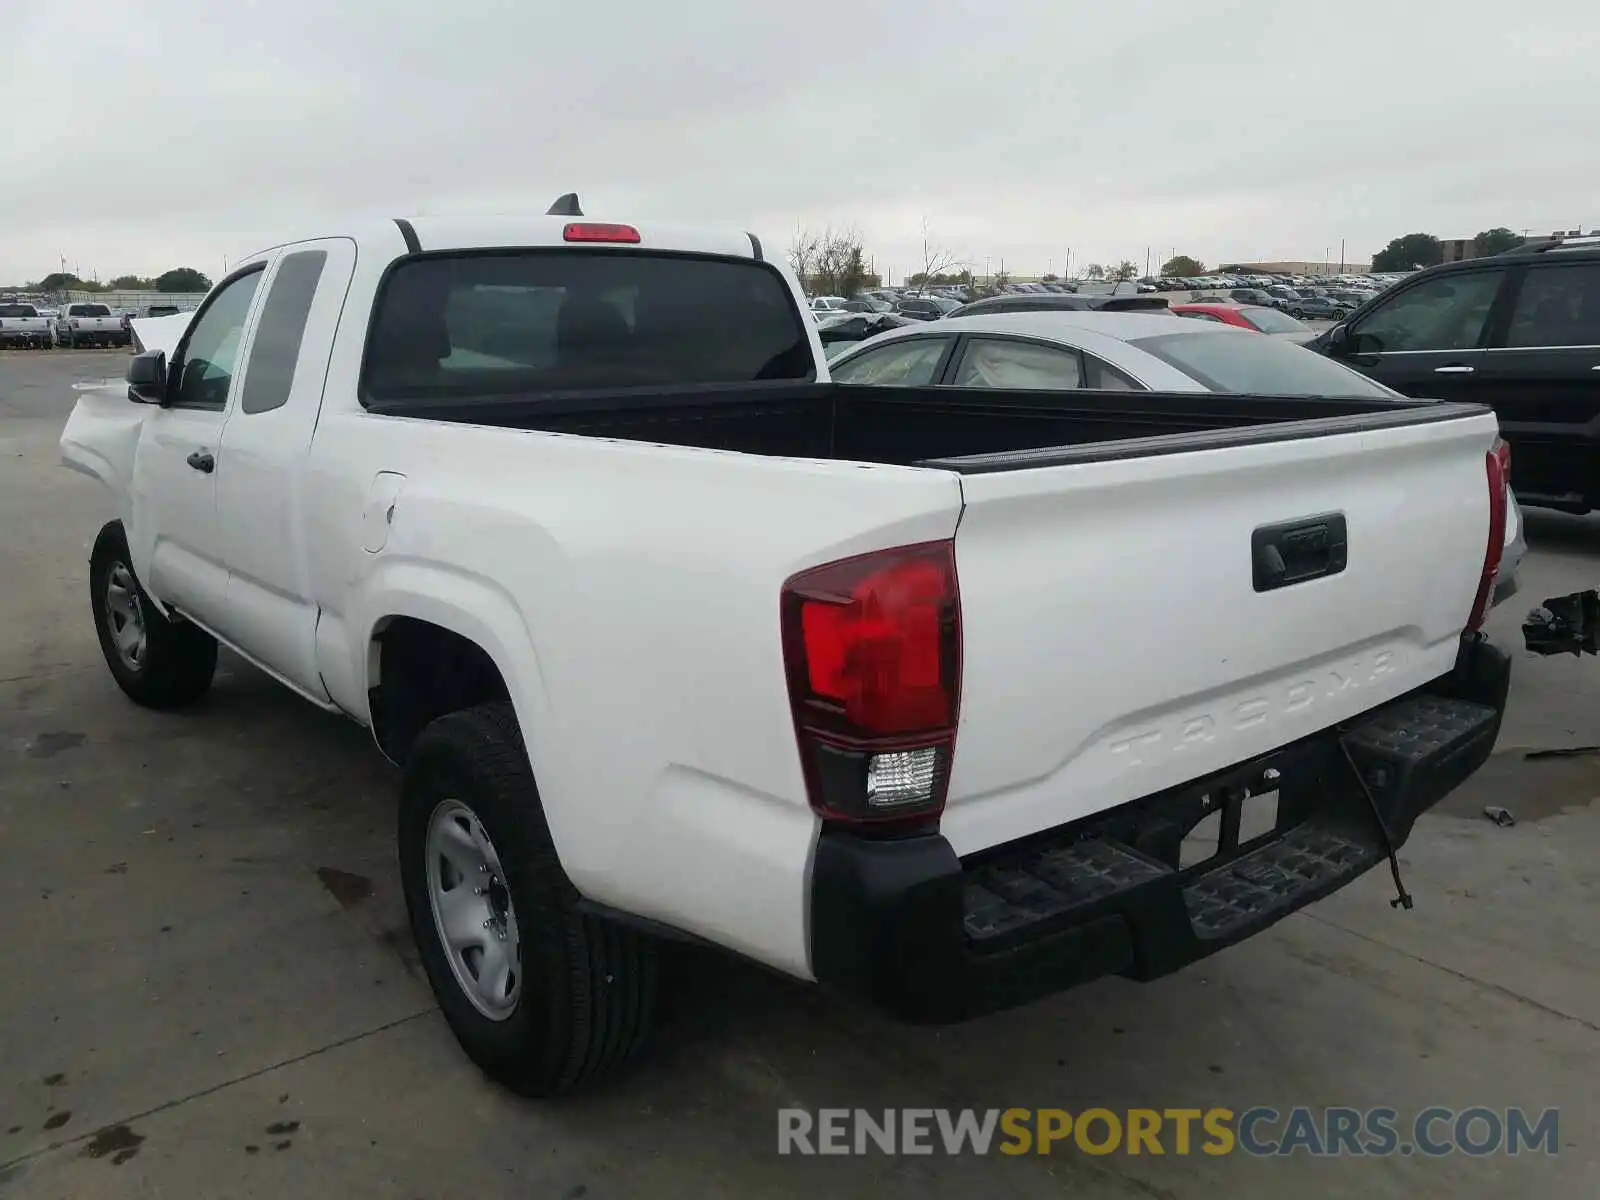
xmin=810 ymin=226 xmax=873 ymax=298
xmin=906 ymin=218 xmax=964 ymax=294
xmin=1083 ymin=263 xmax=1106 ymax=280
xmin=1110 ymin=260 xmax=1140 ymax=282
xmin=787 ymin=226 xmax=821 ymax=293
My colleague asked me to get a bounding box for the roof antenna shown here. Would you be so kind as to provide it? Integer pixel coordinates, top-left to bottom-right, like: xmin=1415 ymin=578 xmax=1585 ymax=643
xmin=546 ymin=193 xmax=583 ymax=217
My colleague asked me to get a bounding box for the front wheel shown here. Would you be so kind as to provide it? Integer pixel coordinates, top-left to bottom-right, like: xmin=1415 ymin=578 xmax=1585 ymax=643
xmin=89 ymin=522 xmax=217 ymax=708
xmin=399 ymin=703 xmax=658 ymax=1096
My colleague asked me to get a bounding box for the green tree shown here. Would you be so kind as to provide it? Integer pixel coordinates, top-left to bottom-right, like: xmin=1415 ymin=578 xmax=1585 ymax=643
xmin=1109 ymin=260 xmax=1139 ymax=282
xmin=1473 ymin=228 xmax=1525 ymax=256
xmin=155 ymin=267 xmax=213 ymax=293
xmin=109 ymin=274 xmax=152 ymax=289
xmin=1371 ymin=233 xmax=1443 ymax=273
xmin=1161 ymin=255 xmax=1205 ymax=277
xmin=36 ymin=272 xmax=81 ymax=292
xmin=1082 ymin=263 xmax=1106 ymax=280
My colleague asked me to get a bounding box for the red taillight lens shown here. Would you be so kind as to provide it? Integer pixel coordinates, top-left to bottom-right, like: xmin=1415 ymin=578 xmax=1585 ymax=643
xmin=562 ymin=222 xmax=641 ymax=244
xmin=781 ymin=541 xmax=962 ymax=828
xmin=1466 ymin=438 xmax=1510 ymax=632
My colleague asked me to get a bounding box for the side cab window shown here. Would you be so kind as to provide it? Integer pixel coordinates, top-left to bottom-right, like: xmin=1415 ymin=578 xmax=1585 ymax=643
xmin=168 ymin=268 xmax=266 ymax=409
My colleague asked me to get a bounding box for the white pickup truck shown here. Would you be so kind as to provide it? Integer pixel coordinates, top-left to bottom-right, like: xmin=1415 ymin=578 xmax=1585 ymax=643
xmin=57 ymin=301 xmax=130 ymax=348
xmin=0 ymin=301 xmax=55 ymax=348
xmin=62 ymin=202 xmax=1512 ymax=1096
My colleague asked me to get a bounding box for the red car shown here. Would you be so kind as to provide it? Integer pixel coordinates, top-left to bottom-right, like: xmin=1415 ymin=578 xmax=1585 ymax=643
xmin=1168 ymin=302 xmax=1315 ymax=341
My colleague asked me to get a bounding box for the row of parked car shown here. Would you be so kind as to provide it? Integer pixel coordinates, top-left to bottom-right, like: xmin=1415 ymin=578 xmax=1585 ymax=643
xmin=816 ymin=233 xmax=1600 ymax=520
xmin=0 ymin=300 xmax=189 ymax=350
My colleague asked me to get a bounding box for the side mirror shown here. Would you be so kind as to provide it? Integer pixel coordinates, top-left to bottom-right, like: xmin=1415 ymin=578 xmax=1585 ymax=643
xmin=1324 ymin=324 xmax=1349 ymax=353
xmin=126 ymin=350 xmax=167 ymax=404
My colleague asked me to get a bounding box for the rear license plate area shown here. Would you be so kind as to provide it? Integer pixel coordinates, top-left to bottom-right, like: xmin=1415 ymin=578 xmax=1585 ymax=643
xmin=1180 ymin=784 xmax=1281 ymax=869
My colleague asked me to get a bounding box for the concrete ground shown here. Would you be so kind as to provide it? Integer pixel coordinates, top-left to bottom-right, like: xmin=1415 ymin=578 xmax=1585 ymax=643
xmin=1 ymin=351 xmax=1595 ymax=1199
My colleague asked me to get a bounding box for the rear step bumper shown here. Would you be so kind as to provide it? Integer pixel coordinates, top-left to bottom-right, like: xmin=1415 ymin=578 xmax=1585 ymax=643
xmin=809 ymin=634 xmax=1510 ymax=1024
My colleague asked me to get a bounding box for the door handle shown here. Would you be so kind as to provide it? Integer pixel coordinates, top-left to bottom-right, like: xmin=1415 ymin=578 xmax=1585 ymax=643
xmin=1433 ymin=365 xmax=1475 ymax=375
xmin=186 ymin=450 xmax=215 ymax=473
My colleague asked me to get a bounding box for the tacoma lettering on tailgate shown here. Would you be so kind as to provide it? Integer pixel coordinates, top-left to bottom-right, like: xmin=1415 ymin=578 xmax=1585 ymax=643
xmin=1107 ymin=651 xmax=1399 ymax=768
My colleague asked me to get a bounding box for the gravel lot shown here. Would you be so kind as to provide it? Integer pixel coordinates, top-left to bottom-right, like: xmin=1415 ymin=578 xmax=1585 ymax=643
xmin=1 ymin=351 xmax=1596 ymax=1199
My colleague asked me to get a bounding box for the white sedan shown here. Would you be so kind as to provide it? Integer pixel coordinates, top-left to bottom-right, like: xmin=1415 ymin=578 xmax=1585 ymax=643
xmin=828 ymin=310 xmax=1525 ymax=603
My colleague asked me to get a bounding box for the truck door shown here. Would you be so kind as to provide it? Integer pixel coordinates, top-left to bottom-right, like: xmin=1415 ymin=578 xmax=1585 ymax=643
xmin=214 ymin=238 xmax=358 ymax=701
xmin=127 ymin=266 xmax=267 ymax=626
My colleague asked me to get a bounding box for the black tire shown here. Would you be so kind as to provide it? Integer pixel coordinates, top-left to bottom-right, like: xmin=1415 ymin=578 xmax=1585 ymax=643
xmin=89 ymin=521 xmax=217 ymax=709
xmin=399 ymin=702 xmax=658 ymax=1096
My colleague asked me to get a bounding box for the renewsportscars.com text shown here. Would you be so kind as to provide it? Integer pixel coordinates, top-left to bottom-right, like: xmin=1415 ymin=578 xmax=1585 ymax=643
xmin=777 ymin=1106 xmax=1560 ymax=1158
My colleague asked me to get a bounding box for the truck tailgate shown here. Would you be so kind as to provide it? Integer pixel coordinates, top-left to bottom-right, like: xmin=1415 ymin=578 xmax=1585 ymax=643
xmin=940 ymin=407 xmax=1499 ymax=857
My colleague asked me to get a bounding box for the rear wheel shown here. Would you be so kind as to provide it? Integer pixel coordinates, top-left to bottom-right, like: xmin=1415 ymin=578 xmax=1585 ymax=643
xmin=89 ymin=522 xmax=217 ymax=708
xmin=399 ymin=703 xmax=658 ymax=1096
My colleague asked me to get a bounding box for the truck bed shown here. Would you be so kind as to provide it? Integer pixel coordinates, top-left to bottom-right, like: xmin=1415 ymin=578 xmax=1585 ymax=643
xmin=368 ymin=382 xmax=1481 ymax=472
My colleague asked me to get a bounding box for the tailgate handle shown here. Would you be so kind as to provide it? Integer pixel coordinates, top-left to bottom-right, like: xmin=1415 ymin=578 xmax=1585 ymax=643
xmin=1252 ymin=513 xmax=1348 ymax=592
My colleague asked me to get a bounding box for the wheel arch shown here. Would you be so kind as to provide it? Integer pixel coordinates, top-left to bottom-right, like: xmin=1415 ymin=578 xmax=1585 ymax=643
xmin=358 ymin=568 xmax=550 ymax=770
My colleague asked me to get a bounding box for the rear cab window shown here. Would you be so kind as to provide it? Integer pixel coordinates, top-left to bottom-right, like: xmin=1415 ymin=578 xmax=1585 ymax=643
xmin=69 ymin=304 xmax=112 ymax=317
xmin=1129 ymin=330 xmax=1400 ymax=398
xmin=0 ymin=304 xmax=39 ymax=318
xmin=361 ymin=250 xmax=813 ymax=406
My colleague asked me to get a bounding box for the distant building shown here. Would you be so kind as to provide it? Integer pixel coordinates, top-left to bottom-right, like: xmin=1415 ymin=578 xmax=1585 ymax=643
xmin=1219 ymin=260 xmax=1374 ymax=276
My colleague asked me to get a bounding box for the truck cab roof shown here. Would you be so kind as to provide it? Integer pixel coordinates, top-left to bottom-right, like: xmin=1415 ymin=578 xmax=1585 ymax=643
xmin=239 ymin=214 xmax=768 ymax=271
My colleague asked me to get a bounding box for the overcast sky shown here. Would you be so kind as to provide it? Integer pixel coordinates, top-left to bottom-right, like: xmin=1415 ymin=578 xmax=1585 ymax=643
xmin=3 ymin=0 xmax=1595 ymax=285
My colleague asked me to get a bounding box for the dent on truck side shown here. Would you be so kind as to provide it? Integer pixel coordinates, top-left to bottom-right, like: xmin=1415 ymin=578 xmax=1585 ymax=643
xmin=59 ymin=384 xmax=144 ymax=519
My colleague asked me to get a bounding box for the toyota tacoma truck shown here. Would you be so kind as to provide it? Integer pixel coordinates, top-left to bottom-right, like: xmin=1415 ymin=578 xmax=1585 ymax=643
xmin=60 ymin=201 xmax=1513 ymax=1096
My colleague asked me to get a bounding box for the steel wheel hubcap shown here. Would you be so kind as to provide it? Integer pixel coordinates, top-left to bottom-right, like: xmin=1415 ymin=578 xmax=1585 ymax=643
xmin=104 ymin=563 xmax=147 ymax=670
xmin=425 ymin=800 xmax=522 ymax=1020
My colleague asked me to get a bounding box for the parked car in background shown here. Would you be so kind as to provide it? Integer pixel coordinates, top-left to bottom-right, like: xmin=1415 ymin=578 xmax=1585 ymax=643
xmin=1288 ymin=295 xmax=1355 ymax=321
xmin=947 ymin=293 xmax=1169 ymax=318
xmin=1309 ymin=234 xmax=1600 ymax=512
xmin=814 ymin=311 xmax=920 ymax=358
xmin=56 ymin=302 xmax=130 ymax=348
xmin=1228 ymin=287 xmax=1279 ymax=309
xmin=1169 ymin=302 xmax=1318 ymax=342
xmin=894 ymin=294 xmax=962 ymax=321
xmin=0 ymin=302 xmax=55 ymax=348
xmin=830 ymin=310 xmax=1524 ymax=602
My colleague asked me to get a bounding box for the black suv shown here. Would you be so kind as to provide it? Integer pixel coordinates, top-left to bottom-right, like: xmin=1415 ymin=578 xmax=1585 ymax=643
xmin=1310 ymin=236 xmax=1600 ymax=512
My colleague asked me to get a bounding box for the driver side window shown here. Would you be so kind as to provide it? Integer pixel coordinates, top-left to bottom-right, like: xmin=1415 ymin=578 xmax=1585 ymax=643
xmin=171 ymin=269 xmax=264 ymax=409
xmin=1350 ymin=270 xmax=1503 ymax=353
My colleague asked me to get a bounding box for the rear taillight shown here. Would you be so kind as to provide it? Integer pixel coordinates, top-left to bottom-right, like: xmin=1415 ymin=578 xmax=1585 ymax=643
xmin=563 ymin=222 xmax=641 ymax=244
xmin=781 ymin=541 xmax=962 ymax=830
xmin=1466 ymin=437 xmax=1511 ymax=632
